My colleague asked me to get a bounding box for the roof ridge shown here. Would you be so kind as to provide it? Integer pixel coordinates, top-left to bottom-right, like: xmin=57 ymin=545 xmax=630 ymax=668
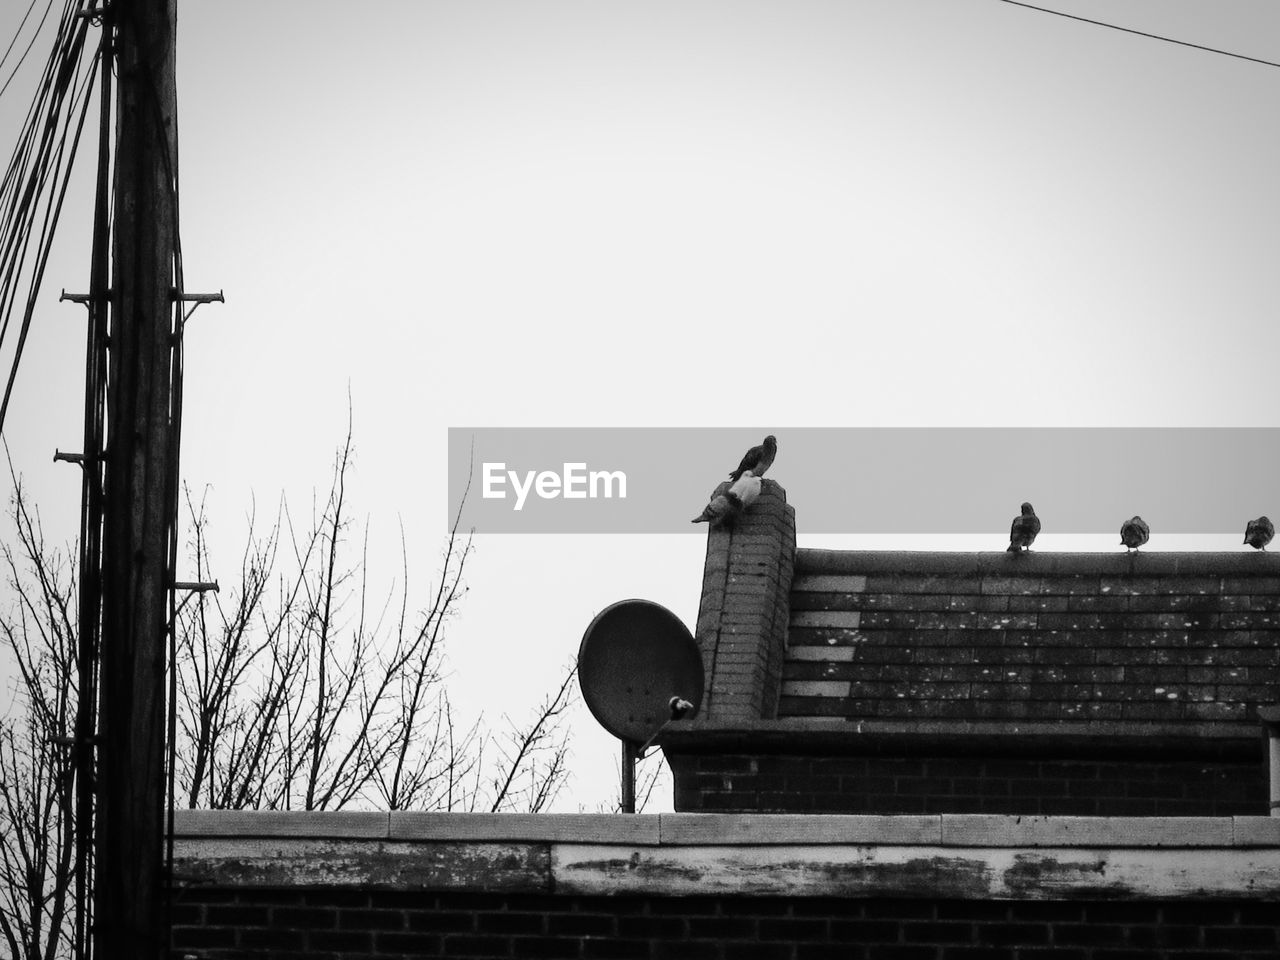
xmin=796 ymin=549 xmax=1280 ymax=578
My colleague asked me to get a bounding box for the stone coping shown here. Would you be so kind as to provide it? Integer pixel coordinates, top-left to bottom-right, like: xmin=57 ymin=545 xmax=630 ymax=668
xmin=173 ymin=810 xmax=1280 ymax=848
xmin=172 ymin=812 xmax=1280 ymax=899
xmin=795 ymin=549 xmax=1280 ymax=577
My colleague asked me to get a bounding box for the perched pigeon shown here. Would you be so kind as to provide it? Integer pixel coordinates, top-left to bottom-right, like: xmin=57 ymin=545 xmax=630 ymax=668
xmin=1007 ymin=502 xmax=1041 ymax=552
xmin=668 ymin=696 xmax=694 ymax=720
xmin=638 ymin=695 xmax=700 ymax=757
xmin=691 ymin=490 xmax=744 ymax=528
xmin=728 ymin=470 xmax=762 ymax=510
xmin=729 ymin=435 xmax=777 ymax=482
xmin=1120 ymin=516 xmax=1150 ymax=552
xmin=1245 ymin=516 xmax=1275 ymax=551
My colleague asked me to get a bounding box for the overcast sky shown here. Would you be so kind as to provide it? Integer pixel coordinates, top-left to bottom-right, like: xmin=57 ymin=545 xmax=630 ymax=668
xmin=1 ymin=0 xmax=1278 ymax=812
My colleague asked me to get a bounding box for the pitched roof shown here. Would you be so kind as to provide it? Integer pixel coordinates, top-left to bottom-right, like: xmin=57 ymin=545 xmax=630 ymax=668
xmin=781 ymin=550 xmax=1280 ymax=731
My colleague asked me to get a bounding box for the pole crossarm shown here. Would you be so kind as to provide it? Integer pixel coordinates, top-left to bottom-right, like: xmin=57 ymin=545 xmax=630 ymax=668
xmin=59 ymin=290 xmax=106 ymax=306
xmin=172 ymin=289 xmax=224 ymax=330
xmin=172 ymin=581 xmax=218 ymax=593
xmin=171 ymin=290 xmax=223 ymax=304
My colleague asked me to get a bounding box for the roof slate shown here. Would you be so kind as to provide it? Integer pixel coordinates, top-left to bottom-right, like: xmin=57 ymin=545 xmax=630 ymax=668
xmin=781 ymin=550 xmax=1280 ymax=728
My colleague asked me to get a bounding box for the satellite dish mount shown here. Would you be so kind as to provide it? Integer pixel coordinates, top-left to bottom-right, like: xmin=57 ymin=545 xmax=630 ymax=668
xmin=578 ymin=600 xmax=704 ymax=812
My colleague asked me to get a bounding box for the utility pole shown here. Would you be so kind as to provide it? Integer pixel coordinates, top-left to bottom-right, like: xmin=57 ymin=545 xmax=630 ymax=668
xmin=68 ymin=6 xmax=114 ymax=956
xmin=93 ymin=0 xmax=178 ymax=956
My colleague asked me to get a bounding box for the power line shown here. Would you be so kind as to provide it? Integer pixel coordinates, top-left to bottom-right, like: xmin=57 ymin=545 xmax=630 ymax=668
xmin=0 ymin=0 xmax=57 ymax=102
xmin=998 ymin=0 xmax=1280 ymax=69
xmin=0 ymin=0 xmax=96 ymax=433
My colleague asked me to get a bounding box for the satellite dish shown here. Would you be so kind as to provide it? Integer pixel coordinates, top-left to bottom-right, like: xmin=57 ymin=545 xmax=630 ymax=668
xmin=578 ymin=599 xmax=703 ymax=745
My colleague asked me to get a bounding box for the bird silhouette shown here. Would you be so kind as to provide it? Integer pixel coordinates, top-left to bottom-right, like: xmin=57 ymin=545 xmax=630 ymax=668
xmin=691 ymin=489 xmax=744 ymax=528
xmin=1245 ymin=516 xmax=1275 ymax=550
xmin=729 ymin=435 xmax=777 ymax=482
xmin=1120 ymin=516 xmax=1150 ymax=552
xmin=1007 ymin=502 xmax=1041 ymax=552
xmin=668 ymin=696 xmax=694 ymax=720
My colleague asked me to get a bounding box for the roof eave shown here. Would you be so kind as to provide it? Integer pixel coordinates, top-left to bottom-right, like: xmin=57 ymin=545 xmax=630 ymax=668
xmin=658 ymin=718 xmax=1264 ymax=761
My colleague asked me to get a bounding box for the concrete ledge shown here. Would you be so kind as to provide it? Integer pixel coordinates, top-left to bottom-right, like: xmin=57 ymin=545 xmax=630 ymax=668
xmin=551 ymin=845 xmax=1280 ymax=900
xmin=171 ymin=811 xmax=1280 ymax=848
xmin=172 ymin=838 xmax=548 ymax=892
xmin=389 ymin=812 xmax=661 ymax=844
xmin=939 ymin=815 xmax=1233 ymax=847
xmin=170 ymin=812 xmax=1280 ymax=899
xmin=174 ymin=809 xmax=392 ymax=838
xmin=1234 ymin=817 xmax=1280 ymax=846
xmin=659 ymin=813 xmax=941 ymax=845
xmin=172 ymin=810 xmax=664 ymax=843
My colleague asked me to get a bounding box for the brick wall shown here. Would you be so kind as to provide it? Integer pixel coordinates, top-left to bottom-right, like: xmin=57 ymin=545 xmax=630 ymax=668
xmin=170 ymin=811 xmax=1280 ymax=959
xmin=171 ymin=890 xmax=1280 ymax=959
xmin=669 ymin=753 xmax=1266 ymax=816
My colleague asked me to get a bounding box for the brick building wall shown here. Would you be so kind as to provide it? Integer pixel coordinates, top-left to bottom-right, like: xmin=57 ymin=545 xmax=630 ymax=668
xmin=172 ymin=889 xmax=1280 ymax=959
xmin=669 ymin=754 xmax=1265 ymax=816
xmin=170 ymin=811 xmax=1280 ymax=960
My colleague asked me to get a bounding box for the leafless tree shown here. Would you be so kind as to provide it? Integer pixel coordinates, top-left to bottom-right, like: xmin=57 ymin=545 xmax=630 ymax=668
xmin=0 ymin=479 xmax=76 ymax=960
xmin=631 ymin=753 xmax=668 ymax=814
xmin=592 ymin=751 xmax=669 ymax=815
xmin=0 ymin=426 xmax=580 ymax=957
xmin=171 ymin=422 xmax=575 ymax=812
xmin=486 ymin=663 xmax=578 ymax=813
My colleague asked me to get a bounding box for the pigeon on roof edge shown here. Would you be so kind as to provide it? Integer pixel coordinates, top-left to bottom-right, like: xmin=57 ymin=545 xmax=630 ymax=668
xmin=1007 ymin=502 xmax=1041 ymax=553
xmin=1120 ymin=515 xmax=1150 ymax=552
xmin=1245 ymin=516 xmax=1275 ymax=550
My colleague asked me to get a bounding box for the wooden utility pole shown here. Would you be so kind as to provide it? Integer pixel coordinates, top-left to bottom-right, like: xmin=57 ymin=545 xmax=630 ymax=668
xmin=93 ymin=0 xmax=178 ymax=956
xmin=69 ymin=10 xmax=114 ymax=957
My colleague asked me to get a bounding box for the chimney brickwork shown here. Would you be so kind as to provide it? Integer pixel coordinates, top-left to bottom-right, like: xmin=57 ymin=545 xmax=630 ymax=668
xmin=693 ymin=479 xmax=796 ymax=722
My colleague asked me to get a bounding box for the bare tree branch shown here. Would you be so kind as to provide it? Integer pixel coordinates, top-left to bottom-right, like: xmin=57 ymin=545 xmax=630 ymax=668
xmin=487 ymin=659 xmax=578 ymax=813
xmin=0 ymin=421 xmax=587 ymax=959
xmin=0 ymin=476 xmax=77 ymax=960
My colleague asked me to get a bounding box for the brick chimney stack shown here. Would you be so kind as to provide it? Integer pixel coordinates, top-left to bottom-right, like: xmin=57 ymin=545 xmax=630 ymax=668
xmin=693 ymin=479 xmax=796 ymax=721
